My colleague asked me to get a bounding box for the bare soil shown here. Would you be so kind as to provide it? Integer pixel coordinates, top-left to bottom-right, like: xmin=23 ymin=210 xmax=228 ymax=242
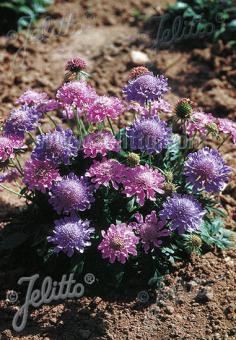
xmin=0 ymin=0 xmax=235 ymax=339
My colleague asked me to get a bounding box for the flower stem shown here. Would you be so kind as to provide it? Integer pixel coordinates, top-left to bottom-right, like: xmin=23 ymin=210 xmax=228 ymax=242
xmin=46 ymin=113 xmax=58 ymax=128
xmin=27 ymin=132 xmax=36 ymax=144
xmin=107 ymin=117 xmax=115 ymax=136
xmin=0 ymin=184 xmax=25 ymax=198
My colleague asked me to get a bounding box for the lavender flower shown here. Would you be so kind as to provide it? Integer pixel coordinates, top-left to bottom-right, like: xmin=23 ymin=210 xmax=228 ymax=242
xmin=16 ymin=90 xmax=48 ymax=106
xmin=47 ymin=215 xmax=94 ymax=257
xmin=49 ymin=173 xmax=95 ymax=214
xmin=159 ymin=194 xmax=205 ymax=234
xmin=32 ymin=127 xmax=79 ymax=165
xmin=4 ymin=105 xmax=41 ymax=136
xmin=184 ymin=147 xmax=231 ymax=193
xmin=98 ymin=223 xmax=139 ymax=264
xmin=123 ymin=73 xmax=169 ymax=105
xmin=127 ymin=116 xmax=172 ymax=154
xmin=131 ymin=211 xmax=171 ymax=253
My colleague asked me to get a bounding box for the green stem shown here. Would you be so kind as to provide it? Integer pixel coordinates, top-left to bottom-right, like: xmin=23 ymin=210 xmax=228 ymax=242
xmin=0 ymin=184 xmax=25 ymax=198
xmin=46 ymin=113 xmax=57 ymax=128
xmin=217 ymin=135 xmax=229 ymax=150
xmin=38 ymin=126 xmax=44 ymax=134
xmin=27 ymin=132 xmax=36 ymax=144
xmin=107 ymin=117 xmax=115 ymax=136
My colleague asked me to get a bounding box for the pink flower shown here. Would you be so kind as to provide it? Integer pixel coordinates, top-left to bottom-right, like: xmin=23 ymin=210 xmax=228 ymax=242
xmin=65 ymin=57 xmax=87 ymax=72
xmin=57 ymin=81 xmax=96 ymax=116
xmin=217 ymin=118 xmax=236 ymax=144
xmin=0 ymin=136 xmax=15 ymax=162
xmin=122 ymin=164 xmax=165 ymax=206
xmin=82 ymin=131 xmax=121 ymax=158
xmin=17 ymin=90 xmax=48 ymax=106
xmin=98 ymin=223 xmax=139 ymax=264
xmin=185 ymin=112 xmax=216 ymax=137
xmin=130 ymin=211 xmax=170 ymax=253
xmin=128 ymin=99 xmax=172 ymax=117
xmin=87 ymin=96 xmax=124 ymax=124
xmin=23 ymin=159 xmax=61 ymax=193
xmin=85 ymin=158 xmax=126 ymax=189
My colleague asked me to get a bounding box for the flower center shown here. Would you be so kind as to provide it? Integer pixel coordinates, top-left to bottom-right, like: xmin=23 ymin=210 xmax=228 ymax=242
xmin=110 ymin=236 xmax=124 ymax=251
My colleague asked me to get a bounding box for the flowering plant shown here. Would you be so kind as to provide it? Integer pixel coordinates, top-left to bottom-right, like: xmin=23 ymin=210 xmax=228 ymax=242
xmin=0 ymin=60 xmax=235 ymax=288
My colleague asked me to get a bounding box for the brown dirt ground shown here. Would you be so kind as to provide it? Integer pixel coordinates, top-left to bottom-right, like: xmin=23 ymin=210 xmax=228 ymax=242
xmin=0 ymin=0 xmax=236 ymax=339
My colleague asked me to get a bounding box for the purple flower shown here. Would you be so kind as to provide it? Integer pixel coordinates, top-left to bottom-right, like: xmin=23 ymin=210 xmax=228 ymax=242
xmin=87 ymin=96 xmax=124 ymax=124
xmin=47 ymin=215 xmax=94 ymax=257
xmin=82 ymin=131 xmax=121 ymax=158
xmin=0 ymin=136 xmax=15 ymax=162
xmin=128 ymin=99 xmax=172 ymax=117
xmin=123 ymin=73 xmax=169 ymax=105
xmin=37 ymin=100 xmax=61 ymax=114
xmin=185 ymin=112 xmax=216 ymax=137
xmin=0 ymin=169 xmax=20 ymax=183
xmin=98 ymin=223 xmax=139 ymax=264
xmin=4 ymin=105 xmax=41 ymax=136
xmin=16 ymin=90 xmax=48 ymax=106
xmin=127 ymin=116 xmax=172 ymax=154
xmin=56 ymin=81 xmax=96 ymax=115
xmin=32 ymin=127 xmax=79 ymax=165
xmin=122 ymin=164 xmax=165 ymax=206
xmin=159 ymin=194 xmax=205 ymax=234
xmin=23 ymin=159 xmax=61 ymax=193
xmin=131 ymin=211 xmax=171 ymax=253
xmin=184 ymin=147 xmax=231 ymax=193
xmin=217 ymin=118 xmax=236 ymax=144
xmin=49 ymin=173 xmax=95 ymax=214
xmin=65 ymin=57 xmax=87 ymax=72
xmin=85 ymin=158 xmax=126 ymax=189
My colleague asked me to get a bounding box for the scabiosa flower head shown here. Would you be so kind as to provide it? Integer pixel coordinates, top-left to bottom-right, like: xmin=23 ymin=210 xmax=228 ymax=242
xmin=184 ymin=147 xmax=231 ymax=193
xmin=98 ymin=223 xmax=139 ymax=264
xmin=128 ymin=66 xmax=151 ymax=80
xmin=159 ymin=194 xmax=205 ymax=234
xmin=127 ymin=116 xmax=172 ymax=154
xmin=123 ymin=73 xmax=169 ymax=105
xmin=65 ymin=57 xmax=87 ymax=72
xmin=0 ymin=169 xmax=20 ymax=183
xmin=37 ymin=100 xmax=61 ymax=114
xmin=85 ymin=158 xmax=125 ymax=189
xmin=217 ymin=118 xmax=236 ymax=144
xmin=82 ymin=131 xmax=121 ymax=158
xmin=128 ymin=99 xmax=172 ymax=117
xmin=23 ymin=159 xmax=61 ymax=193
xmin=122 ymin=164 xmax=165 ymax=206
xmin=185 ymin=111 xmax=215 ymax=137
xmin=4 ymin=105 xmax=41 ymax=135
xmin=16 ymin=90 xmax=48 ymax=106
xmin=0 ymin=136 xmax=14 ymax=162
xmin=32 ymin=127 xmax=79 ymax=165
xmin=47 ymin=216 xmax=94 ymax=257
xmin=49 ymin=173 xmax=95 ymax=214
xmin=56 ymin=81 xmax=96 ymax=113
xmin=175 ymin=98 xmax=193 ymax=119
xmin=87 ymin=96 xmax=124 ymax=124
xmin=131 ymin=211 xmax=170 ymax=253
